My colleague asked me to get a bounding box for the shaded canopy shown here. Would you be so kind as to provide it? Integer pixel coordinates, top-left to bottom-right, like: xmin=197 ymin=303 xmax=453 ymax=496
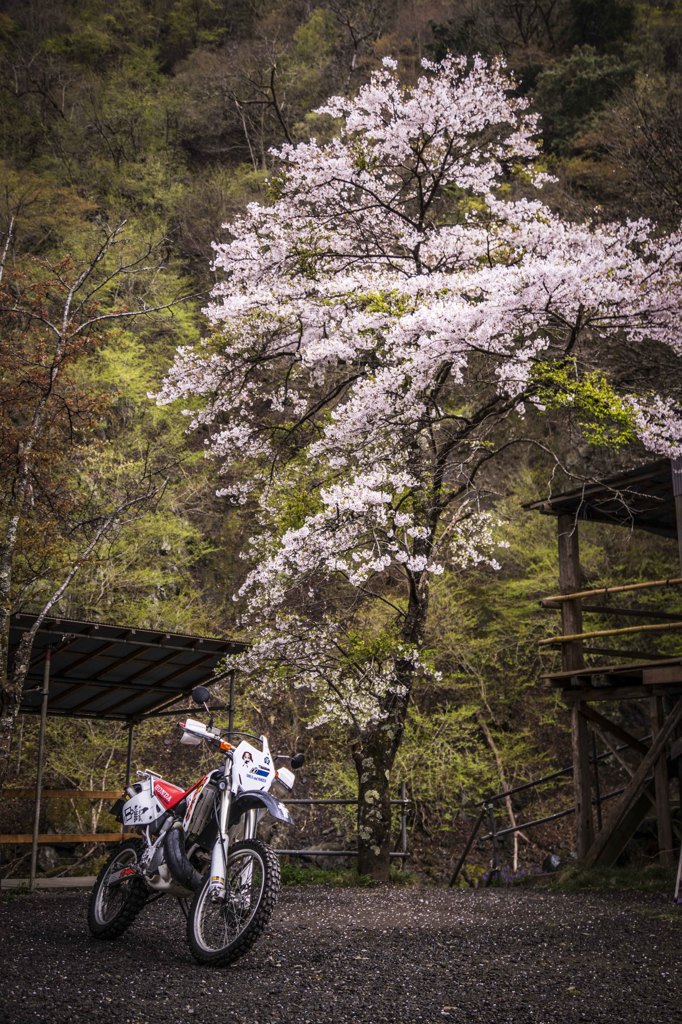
xmin=526 ymin=459 xmax=678 ymax=538
xmin=10 ymin=613 xmax=246 ymax=722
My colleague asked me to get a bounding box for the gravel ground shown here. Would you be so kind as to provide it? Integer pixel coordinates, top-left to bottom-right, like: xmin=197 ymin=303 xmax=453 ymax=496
xmin=1 ymin=884 xmax=680 ymax=1024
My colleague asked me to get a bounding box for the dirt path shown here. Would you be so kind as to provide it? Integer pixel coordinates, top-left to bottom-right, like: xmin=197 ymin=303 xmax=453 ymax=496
xmin=1 ymin=885 xmax=679 ymax=1024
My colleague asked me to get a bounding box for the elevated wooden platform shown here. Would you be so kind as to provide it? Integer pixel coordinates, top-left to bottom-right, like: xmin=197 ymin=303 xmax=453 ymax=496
xmin=542 ymin=655 xmax=682 ymax=697
xmin=530 ymin=459 xmax=682 ymax=873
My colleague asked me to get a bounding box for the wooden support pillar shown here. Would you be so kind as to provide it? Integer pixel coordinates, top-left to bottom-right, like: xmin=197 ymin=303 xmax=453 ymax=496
xmin=557 ymin=514 xmax=593 ymax=857
xmin=672 ymin=458 xmax=682 ymax=575
xmin=557 ymin=514 xmax=584 ymax=670
xmin=651 ymin=695 xmax=674 ymax=866
xmin=29 ymin=648 xmax=51 ymax=891
xmin=583 ymin=698 xmax=682 ymax=867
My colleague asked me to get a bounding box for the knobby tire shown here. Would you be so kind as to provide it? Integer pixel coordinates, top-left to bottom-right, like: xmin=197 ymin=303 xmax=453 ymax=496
xmin=187 ymin=838 xmax=280 ymax=966
xmin=87 ymin=839 xmax=149 ymax=940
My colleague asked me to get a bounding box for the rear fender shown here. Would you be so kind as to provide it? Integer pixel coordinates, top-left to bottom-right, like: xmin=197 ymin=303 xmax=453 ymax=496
xmin=229 ymin=789 xmax=293 ymax=825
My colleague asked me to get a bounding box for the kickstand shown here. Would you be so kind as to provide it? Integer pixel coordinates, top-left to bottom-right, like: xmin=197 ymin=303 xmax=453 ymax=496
xmin=176 ymin=896 xmax=190 ymax=919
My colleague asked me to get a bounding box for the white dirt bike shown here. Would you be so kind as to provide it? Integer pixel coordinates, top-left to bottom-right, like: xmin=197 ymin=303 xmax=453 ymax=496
xmin=87 ymin=686 xmax=303 ymax=966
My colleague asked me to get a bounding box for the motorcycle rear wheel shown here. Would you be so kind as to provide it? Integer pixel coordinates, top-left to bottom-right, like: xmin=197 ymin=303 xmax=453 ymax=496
xmin=187 ymin=839 xmax=281 ymax=966
xmin=87 ymin=839 xmax=149 ymax=939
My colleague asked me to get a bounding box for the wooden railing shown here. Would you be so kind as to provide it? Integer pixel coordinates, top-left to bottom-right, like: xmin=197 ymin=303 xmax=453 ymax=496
xmin=539 ymin=577 xmax=682 ymax=681
xmin=0 ymin=789 xmax=129 ymax=846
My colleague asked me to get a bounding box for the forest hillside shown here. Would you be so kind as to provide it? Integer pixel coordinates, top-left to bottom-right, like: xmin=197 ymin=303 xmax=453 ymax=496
xmin=1 ymin=0 xmax=681 ymax=880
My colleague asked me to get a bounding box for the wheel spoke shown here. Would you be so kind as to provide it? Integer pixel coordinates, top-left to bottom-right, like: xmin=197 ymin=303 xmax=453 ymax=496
xmin=188 ymin=840 xmax=280 ymax=965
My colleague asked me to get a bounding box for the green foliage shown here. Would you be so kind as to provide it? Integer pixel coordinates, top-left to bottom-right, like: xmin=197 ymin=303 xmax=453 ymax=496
xmin=529 ymin=359 xmax=638 ymax=446
xmin=2 ymin=0 xmax=681 ymax=878
xmin=535 ymin=46 xmax=635 ymax=152
xmin=356 ymin=291 xmax=415 ymax=316
xmin=550 ymin=864 xmax=678 ymax=893
xmin=280 ymin=861 xmax=417 ymax=886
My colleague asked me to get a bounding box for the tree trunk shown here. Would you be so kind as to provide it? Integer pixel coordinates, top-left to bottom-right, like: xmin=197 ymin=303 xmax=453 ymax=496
xmin=354 ymin=579 xmax=427 ymax=879
xmin=354 ymin=718 xmax=400 ymax=880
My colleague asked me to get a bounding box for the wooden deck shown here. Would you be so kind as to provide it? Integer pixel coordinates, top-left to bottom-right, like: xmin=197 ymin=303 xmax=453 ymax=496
xmin=538 ymin=532 xmax=682 ymax=868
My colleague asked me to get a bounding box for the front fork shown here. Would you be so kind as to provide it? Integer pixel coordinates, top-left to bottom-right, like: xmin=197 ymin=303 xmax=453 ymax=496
xmin=208 ymin=779 xmax=232 ymax=899
xmin=208 ymin=795 xmax=258 ymax=900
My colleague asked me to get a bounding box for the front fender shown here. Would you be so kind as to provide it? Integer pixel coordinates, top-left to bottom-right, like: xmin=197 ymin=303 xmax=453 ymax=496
xmin=229 ymin=789 xmax=294 ymax=826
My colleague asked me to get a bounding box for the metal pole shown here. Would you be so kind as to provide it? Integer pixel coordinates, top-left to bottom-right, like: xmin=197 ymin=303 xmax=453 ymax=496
xmin=125 ymin=721 xmax=135 ymax=787
xmin=399 ymin=781 xmax=408 ymax=856
xmin=228 ymin=669 xmax=235 ymax=733
xmin=29 ymin=647 xmax=51 ymax=891
xmin=449 ymin=805 xmax=486 ymax=887
xmin=486 ymin=801 xmax=499 ymax=882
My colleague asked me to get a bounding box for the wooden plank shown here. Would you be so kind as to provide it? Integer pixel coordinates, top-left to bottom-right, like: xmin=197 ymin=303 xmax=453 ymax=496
xmin=562 ymin=686 xmax=649 ymax=702
xmin=0 ymin=876 xmax=97 ymax=890
xmin=579 ymin=706 xmax=648 ymax=755
xmin=0 ymin=789 xmax=120 ymax=800
xmin=0 ymin=833 xmax=135 ymax=844
xmin=539 ymin=621 xmax=682 ymax=646
xmin=643 ymin=666 xmax=682 ymax=686
xmin=587 ymin=790 xmax=654 ymax=867
xmin=582 ymin=697 xmax=682 ymax=866
xmin=543 ymin=656 xmax=682 ymax=682
xmin=541 ymin=577 xmax=682 ymax=606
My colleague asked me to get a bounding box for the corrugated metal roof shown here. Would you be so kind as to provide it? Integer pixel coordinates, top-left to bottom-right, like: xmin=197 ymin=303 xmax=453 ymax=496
xmin=525 ymin=459 xmax=677 ymax=538
xmin=10 ymin=613 xmax=247 ymax=721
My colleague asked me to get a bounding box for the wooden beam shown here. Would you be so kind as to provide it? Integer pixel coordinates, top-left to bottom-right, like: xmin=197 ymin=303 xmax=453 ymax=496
xmin=572 ymin=705 xmax=594 ymax=857
xmin=0 ymin=833 xmax=136 ymax=844
xmin=643 ymin=665 xmax=682 ymax=686
xmin=579 ymin=706 xmax=648 ymax=756
xmin=651 ymin=695 xmax=675 ymax=866
xmin=0 ymin=789 xmax=120 ymax=800
xmin=541 ymin=577 xmax=682 ymax=606
xmin=672 ymin=457 xmax=682 ymax=575
xmin=561 ymin=686 xmax=650 ymax=702
xmin=582 ymin=697 xmax=682 ymax=866
xmin=557 ymin=515 xmax=593 ymax=857
xmin=557 ymin=514 xmax=583 ymax=672
xmin=539 ymin=620 xmax=682 ymax=646
xmin=591 ymin=726 xmax=646 ymax=786
xmin=543 ymin=655 xmax=682 ymax=682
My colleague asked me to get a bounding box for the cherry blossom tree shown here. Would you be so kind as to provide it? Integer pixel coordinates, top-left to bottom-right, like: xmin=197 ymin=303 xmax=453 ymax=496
xmin=159 ymin=55 xmax=682 ymax=878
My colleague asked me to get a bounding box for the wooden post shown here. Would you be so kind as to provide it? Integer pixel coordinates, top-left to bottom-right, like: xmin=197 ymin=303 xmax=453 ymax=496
xmin=228 ymin=669 xmax=235 ymax=733
xmin=557 ymin=514 xmax=584 ymax=670
xmin=29 ymin=647 xmax=51 ymax=891
xmin=672 ymin=458 xmax=682 ymax=575
xmin=583 ymin=698 xmax=682 ymax=867
xmin=650 ymin=695 xmax=674 ymax=867
xmin=557 ymin=514 xmax=593 ymax=857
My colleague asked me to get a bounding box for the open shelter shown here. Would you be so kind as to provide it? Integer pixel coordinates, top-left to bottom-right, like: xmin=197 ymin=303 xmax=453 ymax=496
xmin=528 ymin=457 xmax=682 ymax=873
xmin=2 ymin=612 xmax=246 ymax=889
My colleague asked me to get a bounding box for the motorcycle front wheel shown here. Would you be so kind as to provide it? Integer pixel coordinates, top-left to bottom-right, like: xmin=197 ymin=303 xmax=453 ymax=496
xmin=87 ymin=839 xmax=149 ymax=940
xmin=187 ymin=839 xmax=281 ymax=966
